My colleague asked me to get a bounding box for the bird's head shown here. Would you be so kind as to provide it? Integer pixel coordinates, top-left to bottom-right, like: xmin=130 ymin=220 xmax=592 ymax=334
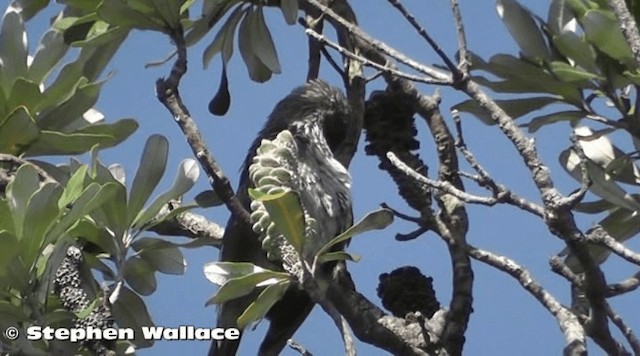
xmin=258 ymin=80 xmax=351 ymax=153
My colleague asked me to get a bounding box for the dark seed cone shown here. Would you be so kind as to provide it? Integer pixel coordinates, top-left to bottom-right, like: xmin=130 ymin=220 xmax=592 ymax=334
xmin=364 ymin=89 xmax=431 ymax=212
xmin=377 ymin=266 xmax=440 ymax=318
xmin=54 ymin=246 xmax=114 ymax=355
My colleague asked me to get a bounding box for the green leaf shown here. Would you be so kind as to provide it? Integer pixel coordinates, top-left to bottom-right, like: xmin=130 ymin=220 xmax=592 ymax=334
xmin=279 ymin=0 xmax=298 ymax=25
xmin=124 ymin=257 xmax=157 ymax=296
xmin=496 ymin=0 xmax=550 ymax=59
xmin=206 ymin=271 xmax=287 ymax=306
xmin=317 ymin=208 xmax=393 ymax=257
xmin=70 ymin=219 xmax=120 ymax=257
xmin=238 ymin=8 xmax=272 ymax=83
xmin=50 ymin=182 xmax=120 ymax=245
xmin=527 ymin=110 xmax=584 ymax=132
xmin=582 ymin=9 xmax=635 ymax=66
xmin=565 ymin=208 xmax=640 ymax=271
xmin=151 ymin=0 xmax=182 ymax=30
xmin=132 ymin=158 xmax=200 ymax=230
xmin=128 ymin=135 xmax=169 ymax=224
xmin=453 ymin=97 xmax=559 ymax=125
xmin=0 ymin=231 xmax=21 ymax=279
xmin=547 ymin=0 xmax=575 ymax=34
xmin=0 ymin=107 xmax=40 ymax=155
xmin=97 ymin=0 xmax=166 ymax=32
xmin=139 ymin=245 xmax=185 ymax=275
xmin=10 ymin=0 xmax=49 ymax=21
xmin=202 ymin=5 xmax=244 ymax=69
xmin=203 ymin=261 xmax=285 ymax=286
xmin=0 ymin=299 xmax=29 ymax=323
xmin=251 ymin=6 xmax=281 ymax=74
xmin=184 ymin=0 xmax=240 ymax=47
xmin=90 ymin=163 xmax=129 ymax=238
xmin=0 ymin=10 xmax=28 ymax=93
xmin=28 ymin=29 xmax=69 ymax=84
xmin=317 ymin=251 xmax=361 ymax=264
xmin=249 ymin=188 xmax=305 ymax=254
xmin=7 ymin=78 xmax=43 ymax=114
xmin=37 ymin=81 xmax=105 ymax=131
xmin=560 ymin=148 xmax=640 ymax=212
xmin=194 ymin=190 xmax=223 ymax=207
xmin=111 ymin=286 xmax=155 ymax=348
xmin=552 ymin=31 xmax=599 ymax=73
xmin=22 ymin=183 xmax=62 ymax=245
xmin=236 ymin=280 xmax=290 ymax=329
xmin=469 ymin=53 xmax=583 ymax=105
xmin=58 ymin=164 xmax=89 ymax=209
xmin=6 ymin=164 xmax=41 ymax=239
xmin=0 ymin=199 xmax=15 ymax=232
xmin=24 ymin=118 xmax=138 ymax=157
xmin=549 ymin=61 xmax=601 ymax=83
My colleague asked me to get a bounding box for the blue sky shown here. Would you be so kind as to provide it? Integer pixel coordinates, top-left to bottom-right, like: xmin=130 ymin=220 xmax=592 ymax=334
xmin=24 ymin=1 xmax=640 ymax=355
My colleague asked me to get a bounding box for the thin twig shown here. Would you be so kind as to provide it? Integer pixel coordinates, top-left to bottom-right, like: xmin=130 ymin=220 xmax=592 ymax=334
xmin=606 ymin=271 xmax=640 ymax=297
xmin=386 ymin=0 xmax=457 ymax=73
xmin=606 ymin=302 xmax=640 ymax=354
xmin=468 ymin=244 xmax=587 ymax=353
xmin=155 ymin=29 xmax=251 ymax=225
xmin=303 ymin=0 xmax=452 ymax=82
xmin=304 ymin=28 xmax=449 ymax=85
xmin=450 ymin=0 xmax=469 ymax=73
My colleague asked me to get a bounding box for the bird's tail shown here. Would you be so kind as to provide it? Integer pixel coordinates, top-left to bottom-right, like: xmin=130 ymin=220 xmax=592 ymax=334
xmin=208 ymin=295 xmax=252 ymax=356
xmin=259 ymin=288 xmax=314 ymax=356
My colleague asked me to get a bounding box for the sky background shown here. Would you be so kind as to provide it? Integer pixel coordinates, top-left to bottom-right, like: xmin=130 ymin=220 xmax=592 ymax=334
xmin=22 ymin=1 xmax=640 ymax=355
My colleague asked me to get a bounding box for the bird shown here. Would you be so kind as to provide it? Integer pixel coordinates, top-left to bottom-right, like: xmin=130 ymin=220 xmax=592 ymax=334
xmin=209 ymin=80 xmax=354 ymax=356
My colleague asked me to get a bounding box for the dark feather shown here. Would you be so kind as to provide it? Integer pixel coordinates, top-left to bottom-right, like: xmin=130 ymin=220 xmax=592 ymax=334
xmin=210 ymin=80 xmax=352 ymax=356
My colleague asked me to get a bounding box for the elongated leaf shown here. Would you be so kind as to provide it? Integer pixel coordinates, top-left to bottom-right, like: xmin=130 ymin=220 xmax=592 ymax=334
xmin=249 ymin=188 xmax=305 ymax=254
xmin=560 ymin=149 xmax=640 ymax=212
xmin=549 ymin=61 xmax=601 ymax=83
xmin=279 ymin=0 xmax=298 ymax=25
xmin=0 ymin=10 xmax=28 ymax=93
xmin=37 ymin=81 xmax=105 ymax=130
xmin=6 ymin=164 xmax=41 ymax=239
xmin=22 ymin=183 xmax=62 ymax=243
xmin=7 ymin=78 xmax=43 ymax=114
xmin=317 ymin=208 xmax=393 ymax=257
xmin=128 ymin=135 xmax=169 ymax=224
xmin=0 ymin=107 xmax=40 ymax=155
xmin=453 ymin=97 xmax=558 ymax=125
xmin=194 ymin=190 xmax=223 ymax=207
xmin=237 ymin=280 xmax=290 ymax=329
xmin=496 ymin=0 xmax=550 ymax=58
xmin=202 ymin=5 xmax=244 ymax=69
xmin=238 ymin=8 xmax=272 ymax=82
xmin=204 ymin=262 xmax=284 ymax=286
xmin=251 ymin=6 xmax=281 ymax=74
xmin=139 ymin=245 xmax=185 ymax=275
xmin=317 ymin=251 xmax=361 ymax=264
xmin=10 ymin=0 xmax=49 ymax=21
xmin=564 ymin=208 xmax=640 ymax=271
xmin=24 ymin=119 xmax=138 ymax=157
xmin=97 ymin=0 xmax=166 ymax=32
xmin=151 ymin=0 xmax=182 ymax=30
xmin=111 ymin=286 xmax=154 ymax=348
xmin=124 ymin=257 xmax=157 ymax=296
xmin=582 ymin=9 xmax=634 ymax=66
xmin=206 ymin=271 xmax=287 ymax=306
xmin=552 ymin=31 xmax=598 ymax=73
xmin=132 ymin=158 xmax=199 ymax=230
xmin=527 ymin=110 xmax=584 ymax=132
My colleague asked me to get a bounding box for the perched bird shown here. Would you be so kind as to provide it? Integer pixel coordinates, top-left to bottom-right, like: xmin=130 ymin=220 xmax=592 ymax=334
xmin=210 ymin=80 xmax=353 ymax=356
